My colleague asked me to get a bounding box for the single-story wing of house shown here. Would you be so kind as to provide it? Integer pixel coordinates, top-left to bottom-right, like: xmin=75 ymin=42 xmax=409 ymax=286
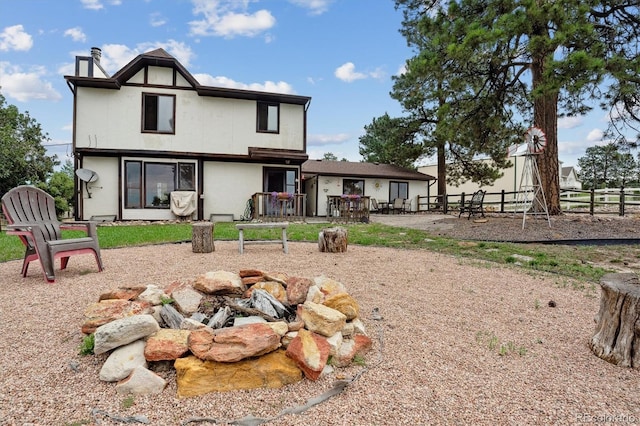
xmin=301 ymin=160 xmax=435 ymax=217
xmin=65 ymin=47 xmax=311 ymax=222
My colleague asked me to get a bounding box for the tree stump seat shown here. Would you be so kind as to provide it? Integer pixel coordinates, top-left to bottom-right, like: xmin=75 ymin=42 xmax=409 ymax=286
xmin=192 ymin=222 xmax=215 ymax=253
xmin=318 ymin=227 xmax=348 ymax=253
xmin=590 ymin=272 xmax=640 ymax=368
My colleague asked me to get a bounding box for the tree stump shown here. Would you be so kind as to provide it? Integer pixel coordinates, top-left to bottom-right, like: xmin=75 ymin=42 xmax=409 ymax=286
xmin=192 ymin=222 xmax=214 ymax=253
xmin=318 ymin=227 xmax=348 ymax=253
xmin=590 ymin=272 xmax=640 ymax=368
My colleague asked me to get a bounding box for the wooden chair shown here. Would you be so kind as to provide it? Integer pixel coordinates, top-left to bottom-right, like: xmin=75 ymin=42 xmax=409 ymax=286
xmin=459 ymin=190 xmax=486 ymax=220
xmin=1 ymin=185 xmax=104 ymax=282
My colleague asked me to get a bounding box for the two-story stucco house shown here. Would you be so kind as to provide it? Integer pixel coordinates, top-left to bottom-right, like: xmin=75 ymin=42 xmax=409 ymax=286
xmin=65 ymin=47 xmax=310 ymax=221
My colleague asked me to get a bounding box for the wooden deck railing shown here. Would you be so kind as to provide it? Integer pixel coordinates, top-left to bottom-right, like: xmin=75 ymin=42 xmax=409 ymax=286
xmin=251 ymin=192 xmax=306 ymax=222
xmin=326 ymin=195 xmax=370 ymax=223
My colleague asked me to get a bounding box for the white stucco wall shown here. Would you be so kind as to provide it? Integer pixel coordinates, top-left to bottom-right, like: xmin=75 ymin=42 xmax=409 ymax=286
xmin=77 ymin=157 xmax=119 ymax=219
xmin=311 ymin=176 xmax=429 ymax=216
xmin=74 ymin=86 xmax=306 ymax=155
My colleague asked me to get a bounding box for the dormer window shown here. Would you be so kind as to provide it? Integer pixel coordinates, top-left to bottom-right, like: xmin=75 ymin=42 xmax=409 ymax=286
xmin=142 ymin=93 xmax=175 ymax=133
xmin=257 ymin=101 xmax=279 ymax=133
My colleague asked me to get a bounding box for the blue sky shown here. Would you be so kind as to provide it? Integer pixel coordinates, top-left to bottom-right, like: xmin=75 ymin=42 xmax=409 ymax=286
xmin=0 ymin=0 xmax=620 ymax=171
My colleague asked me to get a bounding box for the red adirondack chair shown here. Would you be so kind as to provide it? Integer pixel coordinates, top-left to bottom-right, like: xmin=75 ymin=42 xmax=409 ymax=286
xmin=1 ymin=185 xmax=103 ymax=282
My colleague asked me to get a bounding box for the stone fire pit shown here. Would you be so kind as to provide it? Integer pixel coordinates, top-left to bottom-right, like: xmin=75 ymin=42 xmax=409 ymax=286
xmin=81 ymin=269 xmax=372 ymax=397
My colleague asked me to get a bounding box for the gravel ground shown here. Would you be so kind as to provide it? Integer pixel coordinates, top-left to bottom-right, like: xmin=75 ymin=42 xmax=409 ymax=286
xmin=1 ymin=223 xmax=640 ymax=425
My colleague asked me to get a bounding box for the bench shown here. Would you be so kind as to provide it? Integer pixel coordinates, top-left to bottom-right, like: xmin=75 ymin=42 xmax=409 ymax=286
xmin=235 ymin=222 xmax=289 ymax=254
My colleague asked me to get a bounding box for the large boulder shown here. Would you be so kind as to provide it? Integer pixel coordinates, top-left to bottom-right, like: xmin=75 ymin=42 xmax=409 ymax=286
xmin=188 ymin=323 xmax=281 ymax=362
xmin=144 ymin=329 xmax=191 ymax=361
xmin=99 ymin=340 xmax=147 ymax=382
xmin=285 ymin=329 xmax=330 ymax=381
xmin=297 ymin=301 xmax=347 ymax=337
xmin=193 ymin=270 xmax=245 ymax=295
xmin=175 ymin=351 xmax=302 ymax=397
xmin=82 ymin=299 xmax=153 ymax=334
xmin=93 ymin=314 xmax=160 ymax=355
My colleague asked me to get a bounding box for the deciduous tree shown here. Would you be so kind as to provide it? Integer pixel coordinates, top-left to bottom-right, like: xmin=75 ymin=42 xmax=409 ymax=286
xmin=0 ymin=93 xmax=57 ymax=198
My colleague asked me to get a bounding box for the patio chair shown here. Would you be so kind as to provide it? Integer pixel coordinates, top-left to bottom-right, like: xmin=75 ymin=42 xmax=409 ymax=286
xmin=389 ymin=197 xmax=406 ymax=214
xmin=459 ymin=189 xmax=486 ymax=220
xmin=1 ymin=185 xmax=104 ymax=283
xmin=370 ymin=198 xmax=380 ymax=213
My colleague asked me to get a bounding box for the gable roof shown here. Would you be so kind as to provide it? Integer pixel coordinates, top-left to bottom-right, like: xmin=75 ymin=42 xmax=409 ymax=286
xmin=65 ymin=48 xmax=311 ymax=106
xmin=562 ymin=166 xmax=579 ymax=178
xmin=302 ymin=160 xmax=435 ymax=181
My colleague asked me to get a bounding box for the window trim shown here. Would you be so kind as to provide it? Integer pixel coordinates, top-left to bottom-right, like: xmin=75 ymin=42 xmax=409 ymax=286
xmin=389 ymin=180 xmax=409 ymax=200
xmin=123 ymin=159 xmax=196 ymax=210
xmin=141 ymin=92 xmax=176 ymax=134
xmin=342 ymin=179 xmax=365 ymax=196
xmin=256 ymin=101 xmax=280 ymax=134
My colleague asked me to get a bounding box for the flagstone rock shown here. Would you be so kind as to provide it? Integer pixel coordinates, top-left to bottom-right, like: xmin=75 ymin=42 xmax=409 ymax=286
xmin=239 ymin=269 xmax=263 ymax=278
xmin=193 ymin=270 xmax=245 ymax=295
xmin=100 ymin=340 xmax=147 ymax=382
xmin=188 ymin=323 xmax=281 ymax=363
xmin=144 ymin=329 xmax=191 ymax=361
xmin=241 ymin=275 xmax=264 ymax=286
xmin=286 ymin=329 xmax=330 ymax=380
xmin=82 ymin=299 xmax=153 ymax=334
xmin=333 ymin=334 xmax=373 ymax=367
xmin=94 ymin=314 xmax=160 ymax=355
xmin=286 ymin=277 xmax=314 ymax=305
xmin=315 ymin=276 xmax=346 ymax=298
xmin=138 ymin=284 xmax=167 ymax=306
xmin=297 ymin=301 xmax=347 ymax=337
xmin=99 ymin=286 xmax=146 ymax=302
xmin=323 ymin=293 xmax=360 ymax=320
xmin=115 ymin=366 xmax=167 ymax=395
xmin=172 ymin=286 xmax=203 ymax=315
xmin=175 ymin=350 xmax=302 ymax=397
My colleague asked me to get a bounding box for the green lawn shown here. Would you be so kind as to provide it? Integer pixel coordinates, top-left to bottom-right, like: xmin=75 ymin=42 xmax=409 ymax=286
xmin=0 ymin=221 xmax=631 ymax=284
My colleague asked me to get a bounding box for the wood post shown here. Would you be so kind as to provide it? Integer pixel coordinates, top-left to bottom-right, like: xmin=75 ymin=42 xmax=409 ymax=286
xmin=192 ymin=222 xmax=214 ymax=253
xmin=318 ymin=227 xmax=348 ymax=253
xmin=590 ymin=272 xmax=640 ymax=368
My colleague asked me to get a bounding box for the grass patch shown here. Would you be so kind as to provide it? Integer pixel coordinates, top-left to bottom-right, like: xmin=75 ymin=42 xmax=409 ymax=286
xmin=78 ymin=334 xmax=94 ymax=356
xmin=0 ymin=220 xmax=630 ymax=284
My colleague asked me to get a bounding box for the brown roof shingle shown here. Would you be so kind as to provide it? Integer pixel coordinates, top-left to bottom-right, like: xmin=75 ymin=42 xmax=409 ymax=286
xmin=302 ymin=160 xmax=434 ymax=181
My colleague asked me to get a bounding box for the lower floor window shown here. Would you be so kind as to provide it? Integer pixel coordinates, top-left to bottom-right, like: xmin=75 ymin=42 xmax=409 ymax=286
xmin=125 ymin=160 xmax=195 ymax=208
xmin=390 ymin=181 xmax=408 ymax=200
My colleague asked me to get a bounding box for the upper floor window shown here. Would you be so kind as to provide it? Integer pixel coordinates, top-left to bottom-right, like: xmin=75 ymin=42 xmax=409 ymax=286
xmin=257 ymin=102 xmax=279 ymax=133
xmin=343 ymin=179 xmax=364 ymax=195
xmin=142 ymin=93 xmax=175 ymax=134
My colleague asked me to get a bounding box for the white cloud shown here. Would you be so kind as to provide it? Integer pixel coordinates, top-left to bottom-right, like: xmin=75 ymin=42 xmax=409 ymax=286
xmin=308 ymin=133 xmax=351 ymax=146
xmin=586 ymin=128 xmax=604 ymax=142
xmin=80 ymin=0 xmax=121 ymax=10
xmin=288 ymin=0 xmax=334 ymax=15
xmin=334 ymin=62 xmax=367 ymax=82
xmin=150 ymin=12 xmax=167 ymax=27
xmin=194 ymin=73 xmax=296 ymax=94
xmin=64 ymin=27 xmax=87 ymax=42
xmin=189 ymin=0 xmax=275 ymax=38
xmin=0 ymin=62 xmax=62 ymax=102
xmin=91 ymin=40 xmax=195 ymax=74
xmin=0 ymin=25 xmax=33 ymax=52
xmin=557 ymin=116 xmax=583 ymax=129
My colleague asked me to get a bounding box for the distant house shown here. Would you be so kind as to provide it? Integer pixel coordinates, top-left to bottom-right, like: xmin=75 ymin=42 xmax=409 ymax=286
xmin=301 ymin=160 xmax=435 ymax=216
xmin=418 ymin=157 xmax=581 ymax=200
xmin=64 ymin=47 xmax=311 ymax=221
xmin=561 ymin=166 xmax=582 ymax=190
